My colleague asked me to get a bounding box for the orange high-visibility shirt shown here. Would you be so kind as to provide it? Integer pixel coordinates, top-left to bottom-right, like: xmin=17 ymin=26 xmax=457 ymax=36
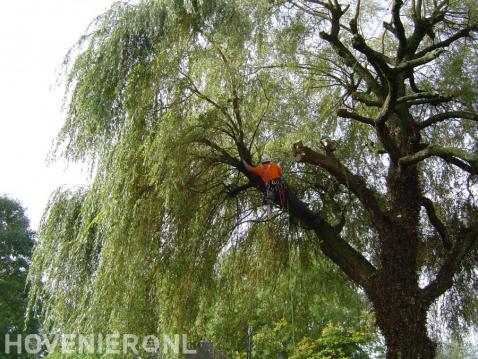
xmin=250 ymin=162 xmax=282 ymax=184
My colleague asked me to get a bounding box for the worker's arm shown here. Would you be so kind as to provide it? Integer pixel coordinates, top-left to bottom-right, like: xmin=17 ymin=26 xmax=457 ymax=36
xmin=242 ymin=159 xmax=256 ymax=173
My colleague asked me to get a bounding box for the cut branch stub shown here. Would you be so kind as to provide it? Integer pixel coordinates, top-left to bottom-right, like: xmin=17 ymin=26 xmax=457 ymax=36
xmin=293 ymin=140 xmax=306 ymax=162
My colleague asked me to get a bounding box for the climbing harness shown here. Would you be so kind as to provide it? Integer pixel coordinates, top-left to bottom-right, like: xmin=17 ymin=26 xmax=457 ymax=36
xmin=265 ymin=178 xmax=287 ymax=209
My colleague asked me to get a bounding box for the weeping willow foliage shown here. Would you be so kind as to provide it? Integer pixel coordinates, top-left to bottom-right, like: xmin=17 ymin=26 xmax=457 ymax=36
xmin=28 ymin=0 xmax=478 ymax=353
xmin=28 ymin=0 xmax=371 ymax=345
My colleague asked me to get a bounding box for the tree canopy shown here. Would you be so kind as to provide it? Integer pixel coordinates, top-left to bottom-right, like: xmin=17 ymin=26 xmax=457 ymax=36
xmin=28 ymin=0 xmax=478 ymax=357
xmin=0 ymin=195 xmax=35 ymax=358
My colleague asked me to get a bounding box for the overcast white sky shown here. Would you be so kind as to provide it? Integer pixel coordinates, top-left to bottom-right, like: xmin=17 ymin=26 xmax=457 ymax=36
xmin=0 ymin=1 xmax=117 ymax=230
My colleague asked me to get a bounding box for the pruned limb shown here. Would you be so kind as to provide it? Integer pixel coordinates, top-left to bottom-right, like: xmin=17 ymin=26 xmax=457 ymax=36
xmin=420 ymin=196 xmax=451 ymax=250
xmin=420 ymin=224 xmax=478 ymax=304
xmin=419 ymin=111 xmax=478 ymax=129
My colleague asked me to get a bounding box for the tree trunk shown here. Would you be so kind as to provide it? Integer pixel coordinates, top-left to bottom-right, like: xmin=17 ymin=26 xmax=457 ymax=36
xmin=368 ymin=148 xmax=437 ymax=358
xmin=371 ymin=288 xmax=436 ymax=358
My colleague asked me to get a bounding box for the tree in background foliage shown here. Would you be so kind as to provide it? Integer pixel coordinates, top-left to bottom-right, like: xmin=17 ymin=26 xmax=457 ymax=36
xmin=0 ymin=195 xmax=35 ymax=358
xmin=28 ymin=0 xmax=478 ymax=358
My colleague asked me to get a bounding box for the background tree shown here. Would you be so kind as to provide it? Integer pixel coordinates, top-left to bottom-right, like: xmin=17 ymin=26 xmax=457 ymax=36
xmin=0 ymin=195 xmax=35 ymax=358
xmin=28 ymin=0 xmax=478 ymax=358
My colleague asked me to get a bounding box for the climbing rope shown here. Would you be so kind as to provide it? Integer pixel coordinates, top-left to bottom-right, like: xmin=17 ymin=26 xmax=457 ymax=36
xmin=287 ymin=211 xmax=297 ymax=349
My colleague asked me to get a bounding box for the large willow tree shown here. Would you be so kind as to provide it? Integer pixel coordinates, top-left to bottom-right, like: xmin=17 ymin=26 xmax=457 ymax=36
xmin=28 ymin=0 xmax=478 ymax=358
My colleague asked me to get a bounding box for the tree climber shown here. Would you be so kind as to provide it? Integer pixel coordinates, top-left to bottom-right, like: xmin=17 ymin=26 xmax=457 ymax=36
xmin=242 ymin=155 xmax=287 ymax=209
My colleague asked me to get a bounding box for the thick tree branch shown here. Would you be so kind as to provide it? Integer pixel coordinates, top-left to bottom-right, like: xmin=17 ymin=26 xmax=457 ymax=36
xmin=394 ymin=48 xmax=445 ymax=73
xmin=420 ymin=196 xmax=451 ymax=250
xmin=318 ymin=4 xmax=383 ymax=98
xmin=419 ymin=111 xmax=478 ymax=129
xmin=351 ymin=34 xmax=393 ymax=84
xmin=406 ymin=95 xmax=454 ymax=107
xmin=392 ymin=0 xmax=408 ymax=59
xmin=337 ymin=108 xmax=399 ymax=161
xmin=408 ymin=71 xmax=424 ymax=93
xmin=225 ymin=182 xmax=255 ymax=197
xmin=376 ymin=126 xmax=400 ymax=162
xmin=199 ymin=135 xmax=378 ymax=288
xmin=285 ymin=187 xmax=377 ymax=287
xmin=412 ymin=0 xmax=423 ymax=21
xmin=445 ymin=156 xmax=475 ymax=173
xmin=420 ymin=224 xmax=478 ymax=304
xmin=349 ymin=0 xmax=394 ymax=82
xmin=397 ymin=92 xmax=443 ymax=105
xmin=414 ymin=25 xmax=478 ymax=59
xmin=351 ymin=92 xmax=382 ymax=107
xmin=292 ymin=141 xmax=390 ymax=232
xmin=349 ymin=22 xmax=394 ymax=87
xmin=336 ymin=108 xmax=375 ymax=126
xmin=399 ymin=145 xmax=478 ymax=174
xmin=375 ymin=84 xmax=397 ymax=125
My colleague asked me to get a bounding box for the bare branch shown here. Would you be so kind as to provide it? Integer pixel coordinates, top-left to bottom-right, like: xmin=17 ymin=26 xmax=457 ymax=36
xmin=419 ymin=111 xmax=478 ymax=129
xmin=375 ymin=84 xmax=397 ymax=125
xmin=420 ymin=196 xmax=451 ymax=249
xmin=414 ymin=25 xmax=478 ymax=59
xmin=392 ymin=0 xmax=408 ymax=59
xmin=351 ymin=33 xmax=393 ymax=84
xmin=421 ymin=224 xmax=478 ymax=304
xmin=318 ymin=2 xmax=384 ymax=98
xmin=351 ymin=92 xmax=382 ymax=107
xmin=292 ymin=141 xmax=390 ymax=232
xmin=399 ymin=144 xmax=478 ymax=174
xmin=406 ymin=95 xmax=454 ymax=107
xmin=336 ymin=108 xmax=375 ymax=126
xmin=397 ymin=92 xmax=443 ymax=104
xmin=394 ymin=48 xmax=445 ymax=73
